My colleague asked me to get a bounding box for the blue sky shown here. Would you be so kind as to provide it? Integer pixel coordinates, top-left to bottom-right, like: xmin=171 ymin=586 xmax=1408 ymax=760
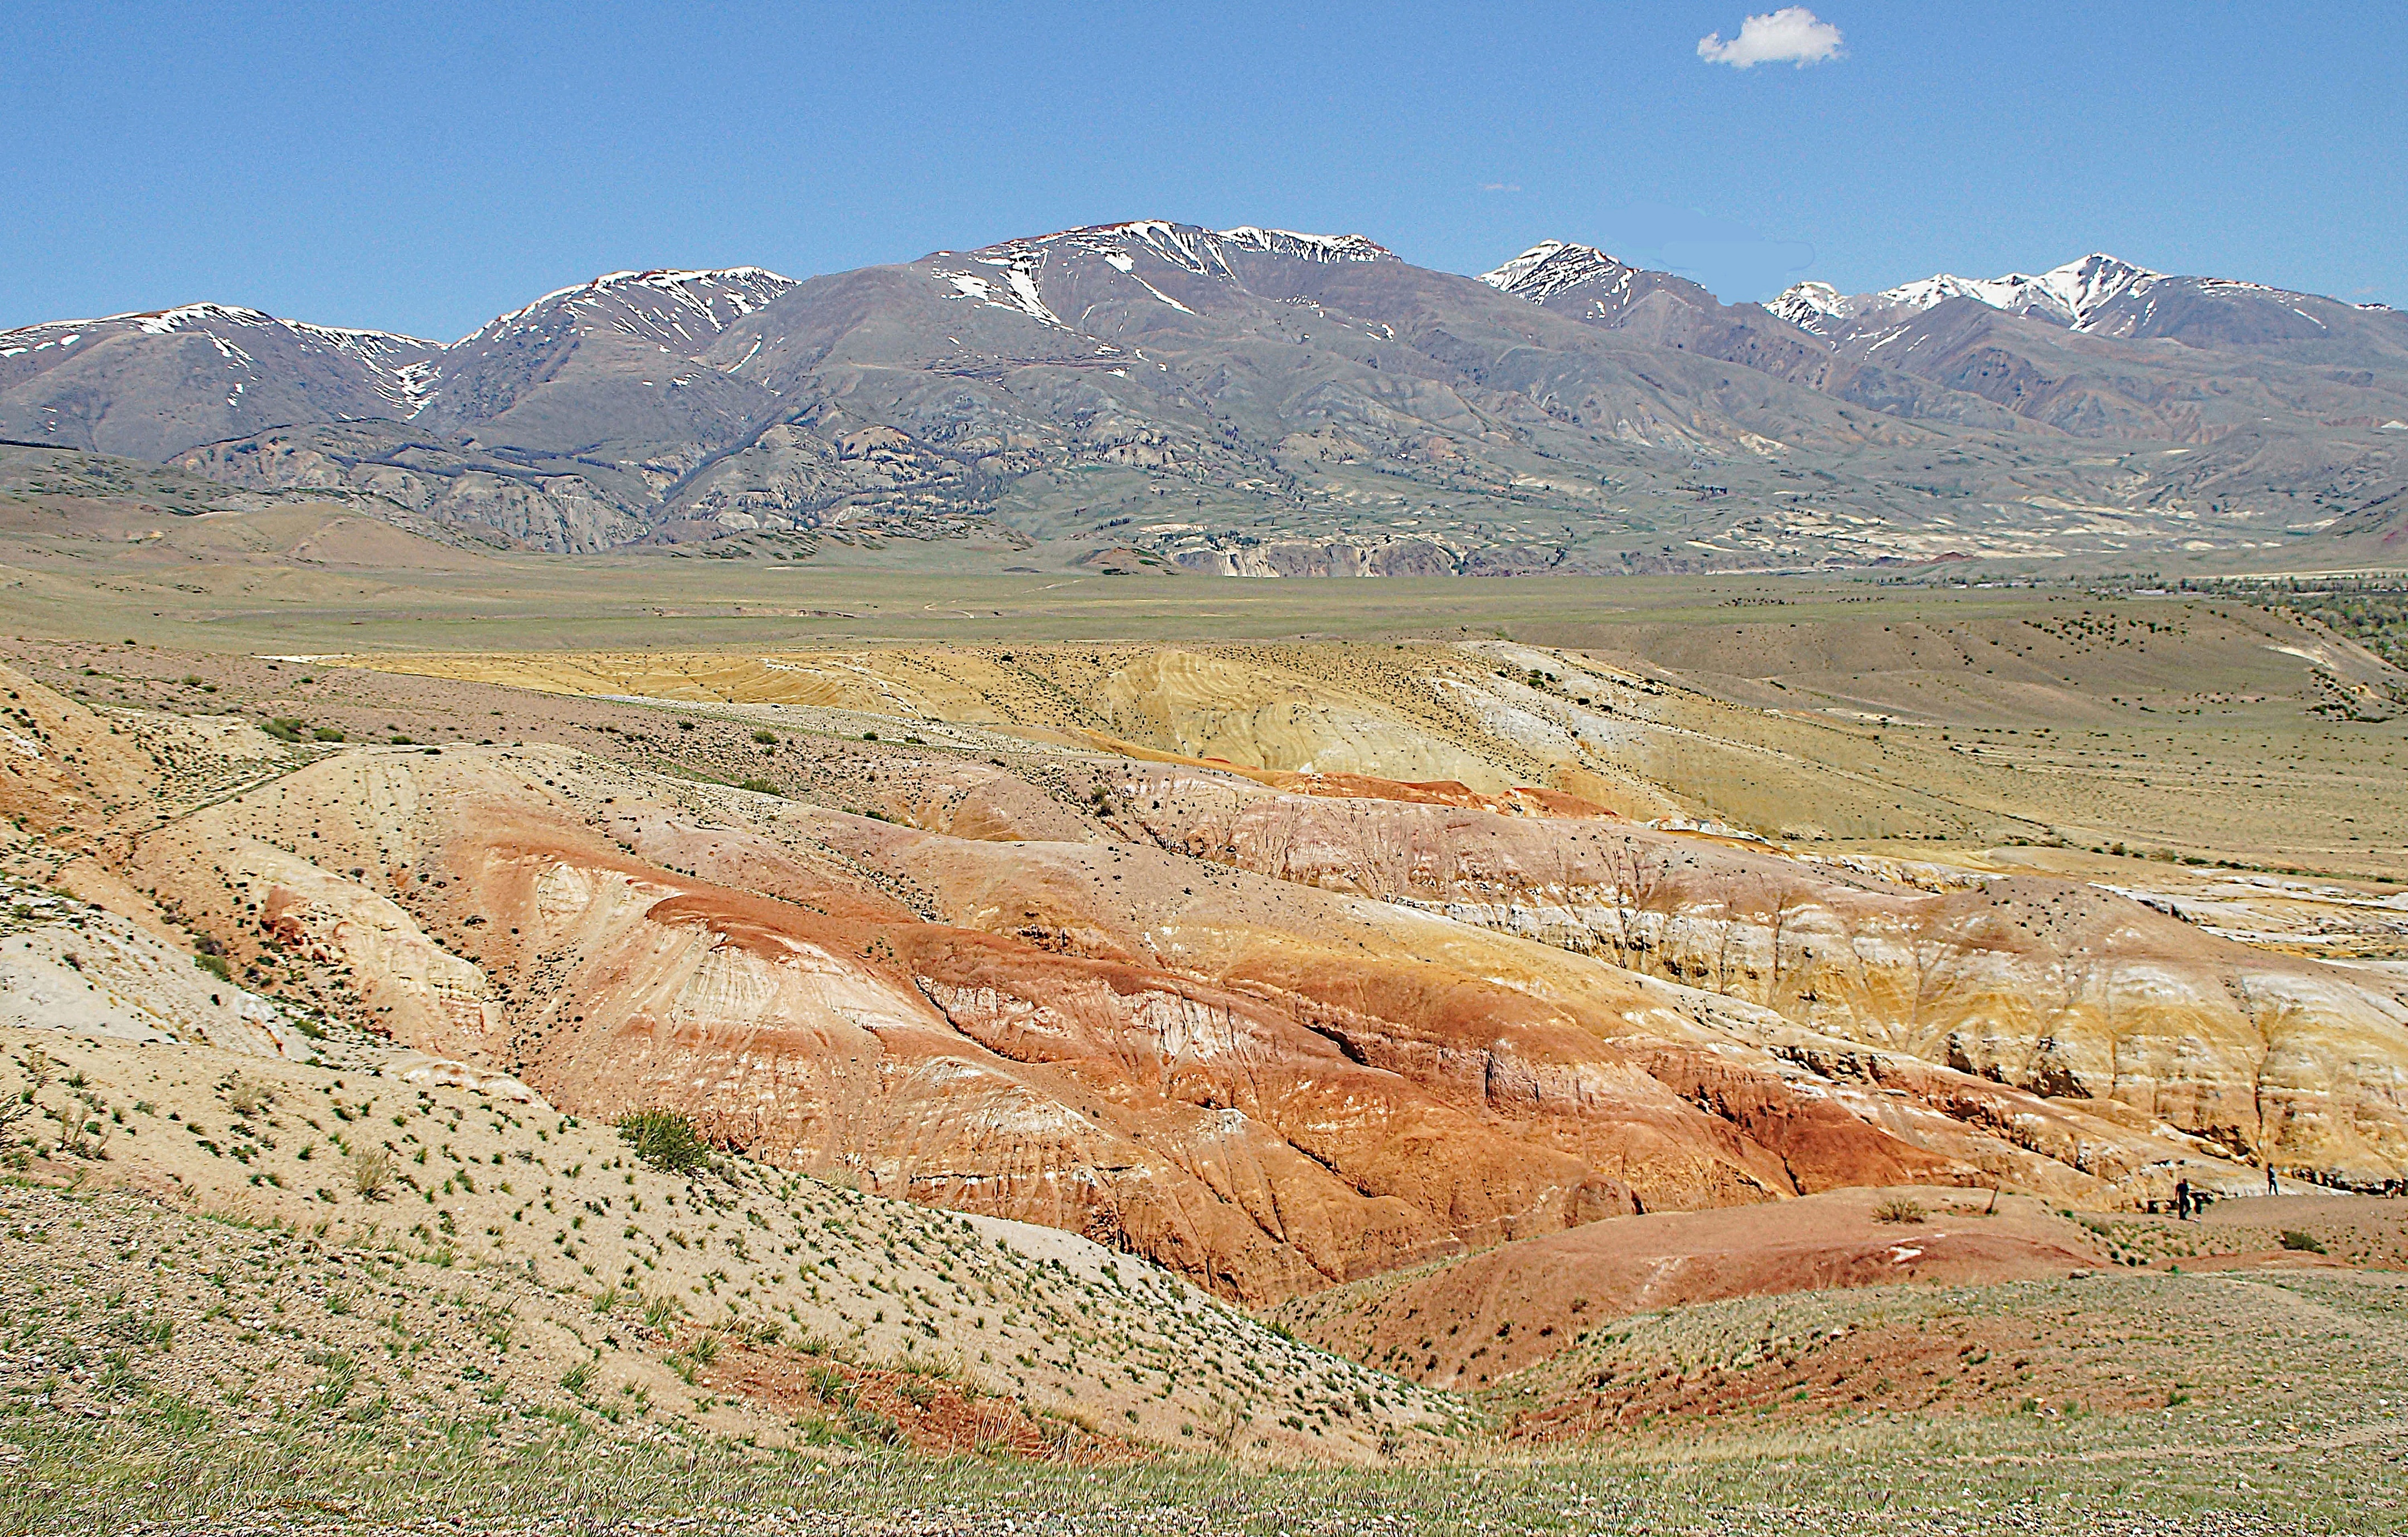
xmin=5 ymin=1 xmax=2402 ymax=338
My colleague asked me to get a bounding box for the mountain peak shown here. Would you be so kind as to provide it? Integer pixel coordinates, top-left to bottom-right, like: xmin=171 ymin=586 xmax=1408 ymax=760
xmin=1875 ymin=253 xmax=2162 ymax=327
xmin=970 ymin=221 xmax=1395 ymax=269
xmin=1215 ymin=226 xmax=1395 ymax=262
xmin=465 ymin=266 xmax=799 ymax=347
xmin=1478 ymin=240 xmax=1665 ymax=306
xmin=930 ymin=222 xmax=1397 ymax=329
xmin=1768 ymin=280 xmax=1848 ymax=332
xmin=1774 ymin=253 xmax=2164 ymax=332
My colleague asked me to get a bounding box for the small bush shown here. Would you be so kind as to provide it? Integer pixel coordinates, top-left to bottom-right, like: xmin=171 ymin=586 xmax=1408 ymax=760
xmin=263 ymin=717 xmax=308 ymax=743
xmin=195 ymin=951 xmax=232 ymax=982
xmin=2279 ymin=1229 xmax=2327 ymax=1254
xmin=348 ymin=1146 xmax=395 ymax=1199
xmin=1874 ymin=1196 xmax=1927 ymax=1224
xmin=312 ymin=727 xmax=346 ymax=742
xmin=738 ymin=778 xmax=781 ymax=796
xmin=751 ymin=729 xmax=777 ymax=745
xmin=806 ymin=1364 xmax=852 ymax=1405
xmin=617 ymin=1108 xmax=711 ymax=1173
xmin=224 ymin=1075 xmax=271 ymax=1118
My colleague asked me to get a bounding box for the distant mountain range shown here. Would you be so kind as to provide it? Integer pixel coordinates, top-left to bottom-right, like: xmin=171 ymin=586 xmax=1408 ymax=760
xmin=4 ymin=223 xmax=2402 ymax=571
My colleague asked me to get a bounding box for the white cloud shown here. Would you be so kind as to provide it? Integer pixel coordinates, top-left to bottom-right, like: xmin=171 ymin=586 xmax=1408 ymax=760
xmin=1697 ymin=7 xmax=1845 ymax=69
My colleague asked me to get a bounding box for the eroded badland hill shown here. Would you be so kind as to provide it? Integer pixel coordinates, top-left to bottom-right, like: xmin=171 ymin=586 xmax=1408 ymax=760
xmin=2 ymin=548 xmax=2405 ymax=1533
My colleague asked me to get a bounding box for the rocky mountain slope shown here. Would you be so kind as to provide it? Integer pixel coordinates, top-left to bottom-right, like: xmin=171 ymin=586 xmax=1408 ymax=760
xmin=1755 ymin=253 xmax=2408 ymax=467
xmin=0 ymin=303 xmax=439 ymax=460
xmin=1479 ymin=241 xmax=2034 ymax=434
xmin=7 ymin=223 xmax=2403 ymax=570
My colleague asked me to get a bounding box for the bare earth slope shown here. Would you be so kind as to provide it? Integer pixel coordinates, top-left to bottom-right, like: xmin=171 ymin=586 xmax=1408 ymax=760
xmin=0 ymin=1018 xmax=1443 ymax=1465
xmin=0 ymin=633 xmax=2396 ymax=1326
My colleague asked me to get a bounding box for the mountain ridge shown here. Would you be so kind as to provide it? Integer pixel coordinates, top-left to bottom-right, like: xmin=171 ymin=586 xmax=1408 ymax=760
xmin=6 ymin=219 xmax=2404 ymax=571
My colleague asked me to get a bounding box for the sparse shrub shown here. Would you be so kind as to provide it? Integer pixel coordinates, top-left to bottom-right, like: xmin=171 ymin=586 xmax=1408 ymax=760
xmin=347 ymin=1146 xmax=395 ymax=1199
xmin=616 ymin=1108 xmax=710 ymax=1172
xmin=1874 ymin=1196 xmax=1927 ymax=1224
xmin=806 ymin=1364 xmax=852 ymax=1405
xmin=263 ymin=717 xmax=308 ymax=743
xmin=561 ymin=1359 xmax=595 ymax=1395
xmin=739 ymin=778 xmax=780 ymax=796
xmin=751 ymin=729 xmax=777 ymax=745
xmin=312 ymin=727 xmax=345 ymax=742
xmin=0 ymin=1097 xmax=33 ymax=1151
xmin=2279 ymin=1229 xmax=2327 ymax=1254
xmin=224 ymin=1074 xmax=271 ymax=1118
xmin=195 ymin=951 xmax=231 ymax=982
xmin=737 ymin=1316 xmax=784 ymax=1346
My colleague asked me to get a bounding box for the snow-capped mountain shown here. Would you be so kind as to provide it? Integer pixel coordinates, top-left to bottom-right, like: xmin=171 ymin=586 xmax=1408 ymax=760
xmin=1766 ymin=280 xmax=1849 ymax=332
xmin=0 ymin=270 xmax=796 ymax=458
xmin=0 ymin=302 xmax=441 ymax=405
xmin=8 ymin=220 xmax=2405 ymax=565
xmin=954 ymin=221 xmax=1392 ymax=270
xmin=926 ymin=222 xmax=1394 ymax=328
xmin=1479 ymin=240 xmax=1637 ymax=302
xmin=411 ymin=266 xmax=795 ymax=429
xmin=451 ymin=267 xmax=795 ymax=358
xmin=1774 ymin=254 xmax=2161 ymax=333
xmin=1477 ymin=240 xmax=1726 ymax=329
xmin=0 ymin=302 xmax=444 ymax=459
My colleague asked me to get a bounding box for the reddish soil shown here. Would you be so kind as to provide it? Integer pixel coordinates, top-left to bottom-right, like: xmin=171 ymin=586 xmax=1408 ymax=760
xmin=703 ymin=1344 xmax=1145 ymax=1464
xmin=1279 ymin=1186 xmax=2104 ymax=1388
xmin=1507 ymin=1305 xmax=2174 ymax=1442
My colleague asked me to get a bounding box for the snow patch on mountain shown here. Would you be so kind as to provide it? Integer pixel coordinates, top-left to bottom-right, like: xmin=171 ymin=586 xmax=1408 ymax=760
xmin=937 ymin=250 xmax=1067 ymax=328
xmin=462 ymin=267 xmax=797 ymax=349
xmin=934 ymin=221 xmax=1393 ymax=329
xmin=1215 ymin=227 xmax=1394 ymax=264
xmin=0 ymin=303 xmax=443 ymax=414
